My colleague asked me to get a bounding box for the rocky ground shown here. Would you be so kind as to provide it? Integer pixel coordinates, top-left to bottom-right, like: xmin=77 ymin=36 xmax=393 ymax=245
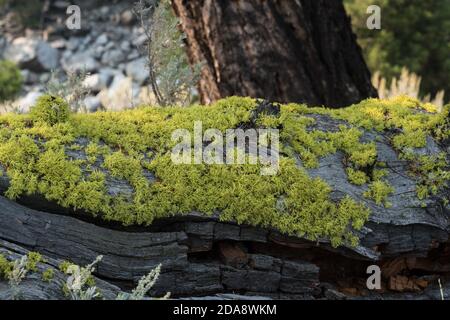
xmin=0 ymin=0 xmax=153 ymax=113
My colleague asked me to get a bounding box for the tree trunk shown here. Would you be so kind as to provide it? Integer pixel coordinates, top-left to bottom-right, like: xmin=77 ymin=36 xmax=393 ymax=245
xmin=172 ymin=0 xmax=378 ymax=107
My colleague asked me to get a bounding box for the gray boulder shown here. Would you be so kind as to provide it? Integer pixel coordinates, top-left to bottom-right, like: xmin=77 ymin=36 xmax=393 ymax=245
xmin=84 ymin=95 xmax=102 ymax=112
xmin=126 ymin=57 xmax=149 ymax=85
xmin=16 ymin=91 xmax=43 ymax=113
xmin=4 ymin=37 xmax=60 ymax=71
xmin=61 ymin=50 xmax=100 ymax=73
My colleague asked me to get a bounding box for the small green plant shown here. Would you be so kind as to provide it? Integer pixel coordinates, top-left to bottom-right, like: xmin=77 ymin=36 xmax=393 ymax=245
xmin=42 ymin=268 xmax=54 ymax=282
xmin=25 ymin=252 xmax=43 ymax=272
xmin=0 ymin=254 xmax=12 ymax=279
xmin=63 ymin=255 xmax=103 ymax=300
xmin=347 ymin=168 xmax=368 ymax=186
xmin=30 ymin=95 xmax=70 ymax=125
xmin=0 ymin=60 xmax=22 ymax=102
xmin=116 ymin=264 xmax=170 ymax=300
xmin=58 ymin=261 xmax=72 ymax=273
xmin=45 ymin=70 xmax=91 ymax=113
xmin=133 ymin=0 xmax=201 ymax=106
xmin=3 ymin=252 xmax=42 ymax=299
xmin=364 ymin=180 xmax=394 ymax=207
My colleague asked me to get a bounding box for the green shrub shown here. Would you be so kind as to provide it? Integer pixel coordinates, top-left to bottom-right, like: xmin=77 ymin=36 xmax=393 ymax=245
xmin=0 ymin=60 xmax=22 ymax=102
xmin=30 ymin=95 xmax=70 ymax=125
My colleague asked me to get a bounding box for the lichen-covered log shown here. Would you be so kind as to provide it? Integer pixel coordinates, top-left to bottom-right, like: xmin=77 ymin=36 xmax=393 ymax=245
xmin=0 ymin=95 xmax=449 ymax=299
xmin=172 ymin=0 xmax=378 ymax=107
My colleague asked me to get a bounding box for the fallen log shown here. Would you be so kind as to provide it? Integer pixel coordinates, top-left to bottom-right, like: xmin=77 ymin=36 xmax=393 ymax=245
xmin=0 ymin=96 xmax=448 ymax=299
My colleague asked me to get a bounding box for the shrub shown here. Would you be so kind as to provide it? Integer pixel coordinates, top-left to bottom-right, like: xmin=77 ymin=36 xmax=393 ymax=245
xmin=30 ymin=95 xmax=70 ymax=125
xmin=133 ymin=0 xmax=201 ymax=107
xmin=0 ymin=60 xmax=22 ymax=102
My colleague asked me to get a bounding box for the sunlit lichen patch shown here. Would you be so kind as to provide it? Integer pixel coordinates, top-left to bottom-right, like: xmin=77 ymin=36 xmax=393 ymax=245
xmin=0 ymin=96 xmax=447 ymax=248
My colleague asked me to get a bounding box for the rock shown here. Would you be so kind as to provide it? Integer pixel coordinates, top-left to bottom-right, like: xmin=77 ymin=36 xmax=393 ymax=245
xmin=39 ymin=73 xmax=50 ymax=83
xmin=61 ymin=50 xmax=100 ymax=73
xmin=4 ymin=38 xmax=60 ymax=71
xmin=128 ymin=50 xmax=140 ymax=60
xmin=82 ymin=74 xmax=103 ymax=92
xmin=133 ymin=34 xmax=148 ymax=47
xmin=84 ymin=95 xmax=102 ymax=112
xmin=101 ymin=49 xmax=126 ymax=66
xmin=120 ymin=41 xmax=131 ymax=52
xmin=98 ymin=68 xmax=117 ymax=87
xmin=52 ymin=1 xmax=71 ymax=10
xmin=65 ymin=37 xmax=83 ymax=51
xmin=126 ymin=57 xmax=149 ymax=85
xmin=50 ymin=39 xmax=67 ymax=50
xmin=98 ymin=74 xmax=140 ymax=111
xmin=20 ymin=69 xmax=39 ymax=84
xmin=16 ymin=91 xmax=43 ymax=113
xmin=95 ymin=34 xmax=109 ymax=46
xmin=121 ymin=10 xmax=135 ymax=25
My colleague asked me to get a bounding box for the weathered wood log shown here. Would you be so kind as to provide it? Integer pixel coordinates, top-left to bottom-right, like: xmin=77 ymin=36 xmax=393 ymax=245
xmin=0 ymin=99 xmax=448 ymax=299
xmin=0 ymin=194 xmax=449 ymax=299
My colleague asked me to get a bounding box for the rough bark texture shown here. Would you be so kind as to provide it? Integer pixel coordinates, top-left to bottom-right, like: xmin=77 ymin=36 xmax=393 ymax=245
xmin=172 ymin=0 xmax=378 ymax=107
xmin=0 ymin=195 xmax=449 ymax=300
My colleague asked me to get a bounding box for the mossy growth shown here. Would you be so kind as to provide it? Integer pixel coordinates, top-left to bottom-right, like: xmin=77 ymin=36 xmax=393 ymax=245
xmin=30 ymin=95 xmax=70 ymax=126
xmin=363 ymin=180 xmax=395 ymax=207
xmin=58 ymin=261 xmax=72 ymax=273
xmin=347 ymin=168 xmax=368 ymax=186
xmin=284 ymin=96 xmax=449 ymax=200
xmin=0 ymin=60 xmax=22 ymax=102
xmin=0 ymin=254 xmax=12 ymax=279
xmin=0 ymin=96 xmax=447 ymax=248
xmin=42 ymin=268 xmax=54 ymax=282
xmin=0 ymin=251 xmax=44 ymax=281
xmin=25 ymin=252 xmax=43 ymax=272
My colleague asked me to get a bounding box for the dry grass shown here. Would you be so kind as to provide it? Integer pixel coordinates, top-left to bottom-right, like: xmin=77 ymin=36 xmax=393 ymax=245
xmin=373 ymin=68 xmax=445 ymax=111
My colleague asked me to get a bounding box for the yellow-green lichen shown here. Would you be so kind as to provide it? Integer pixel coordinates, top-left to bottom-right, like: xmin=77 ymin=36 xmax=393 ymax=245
xmin=25 ymin=252 xmax=43 ymax=272
xmin=30 ymin=95 xmax=70 ymax=126
xmin=364 ymin=180 xmax=395 ymax=207
xmin=58 ymin=261 xmax=72 ymax=273
xmin=347 ymin=168 xmax=368 ymax=186
xmin=0 ymin=254 xmax=12 ymax=279
xmin=42 ymin=268 xmax=54 ymax=282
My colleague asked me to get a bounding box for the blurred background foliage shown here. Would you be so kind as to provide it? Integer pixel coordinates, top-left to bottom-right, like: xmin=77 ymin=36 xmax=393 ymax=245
xmin=344 ymin=0 xmax=450 ymax=103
